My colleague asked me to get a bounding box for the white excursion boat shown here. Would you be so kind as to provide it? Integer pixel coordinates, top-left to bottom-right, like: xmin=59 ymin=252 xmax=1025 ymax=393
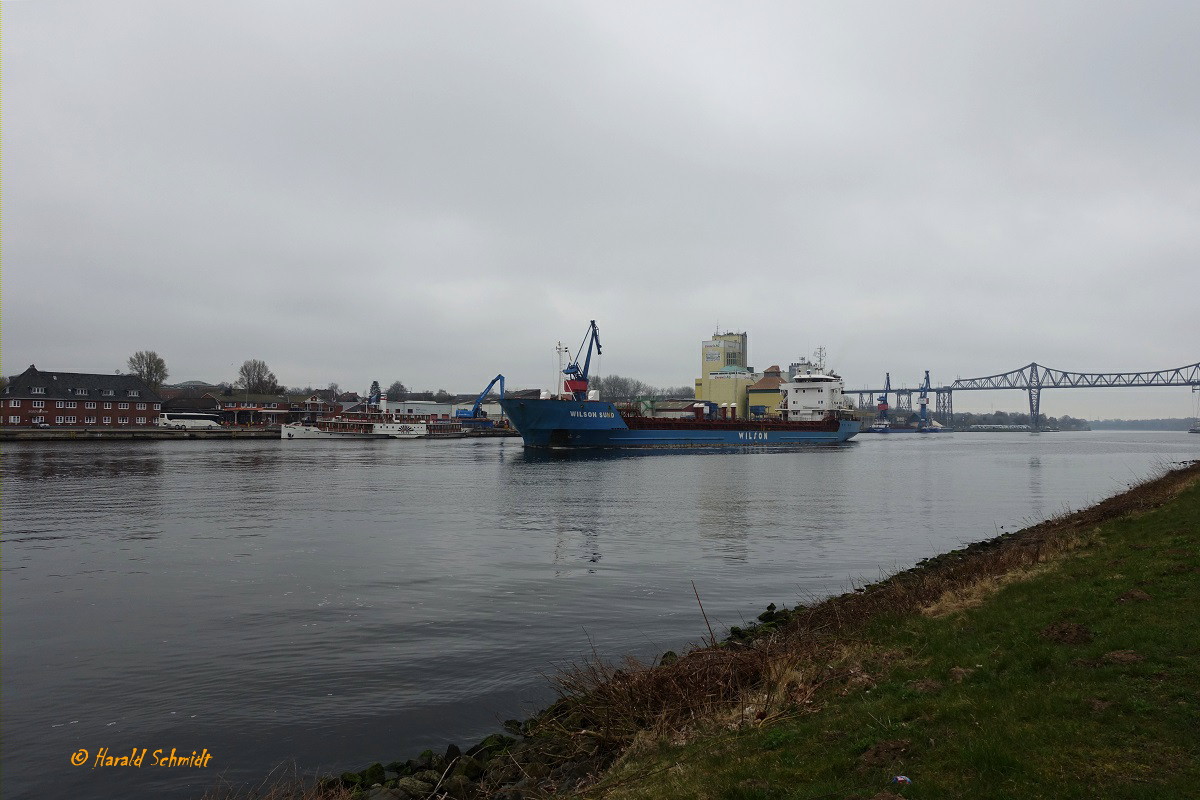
xmin=281 ymin=407 xmax=466 ymax=440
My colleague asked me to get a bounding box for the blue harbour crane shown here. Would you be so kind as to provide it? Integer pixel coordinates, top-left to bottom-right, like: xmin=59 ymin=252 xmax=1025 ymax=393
xmin=455 ymin=374 xmax=505 ymax=429
xmin=876 ymin=372 xmax=892 ymax=421
xmin=562 ymin=320 xmax=602 ymax=401
xmin=917 ymin=370 xmax=939 ymax=432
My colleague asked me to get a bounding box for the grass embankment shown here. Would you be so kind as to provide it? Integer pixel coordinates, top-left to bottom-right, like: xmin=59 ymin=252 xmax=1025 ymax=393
xmin=205 ymin=461 xmax=1200 ymax=800
xmin=593 ymin=462 xmax=1200 ymax=800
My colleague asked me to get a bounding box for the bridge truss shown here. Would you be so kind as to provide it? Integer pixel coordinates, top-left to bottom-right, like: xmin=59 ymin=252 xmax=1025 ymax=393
xmin=849 ymin=361 xmax=1200 ymax=429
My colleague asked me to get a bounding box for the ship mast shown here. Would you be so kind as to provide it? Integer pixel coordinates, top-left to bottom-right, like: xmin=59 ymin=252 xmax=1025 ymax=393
xmin=555 ymin=341 xmax=569 ymax=397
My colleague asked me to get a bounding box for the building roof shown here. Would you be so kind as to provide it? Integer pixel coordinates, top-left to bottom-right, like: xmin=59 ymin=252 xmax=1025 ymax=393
xmin=208 ymin=392 xmax=290 ymax=405
xmin=504 ymin=388 xmax=544 ymax=400
xmin=161 ymin=385 xmax=222 ymax=401
xmin=162 ymin=394 xmax=222 ymax=412
xmin=653 ymin=400 xmax=703 ymax=411
xmin=749 ymin=376 xmax=784 ymax=391
xmin=4 ymin=364 xmax=162 ymax=402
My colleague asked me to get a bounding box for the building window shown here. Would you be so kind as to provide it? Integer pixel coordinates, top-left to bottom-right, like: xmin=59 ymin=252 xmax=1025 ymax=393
xmin=56 ymin=416 xmax=65 ymax=424
xmin=65 ymin=416 xmax=77 ymax=424
xmin=136 ymin=417 xmax=146 ymax=424
xmin=32 ymin=400 xmax=45 ymax=409
xmin=66 ymin=401 xmax=77 ymax=409
xmin=75 ymin=388 xmax=89 ymax=396
xmin=153 ymin=403 xmax=161 ymax=410
xmin=84 ymin=416 xmax=97 ymax=424
xmin=85 ymin=402 xmax=97 ymax=409
xmin=103 ymin=417 xmax=112 ymax=424
xmin=33 ymin=416 xmax=46 ymax=424
xmin=8 ymin=416 xmax=19 ymax=423
xmin=8 ymin=400 xmax=18 ymax=407
xmin=31 ymin=387 xmax=46 ymax=394
xmin=118 ymin=417 xmax=129 ymax=424
xmin=118 ymin=402 xmax=129 ymax=410
xmin=57 ymin=400 xmax=66 ymax=408
xmin=104 ymin=402 xmax=112 ymax=409
xmin=127 ymin=390 xmax=140 ymax=397
xmin=136 ymin=403 xmax=147 ymax=410
xmin=101 ymin=389 xmax=114 ymax=397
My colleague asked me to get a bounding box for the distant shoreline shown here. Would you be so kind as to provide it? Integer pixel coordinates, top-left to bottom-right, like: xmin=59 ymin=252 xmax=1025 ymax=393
xmin=0 ymin=427 xmax=280 ymax=441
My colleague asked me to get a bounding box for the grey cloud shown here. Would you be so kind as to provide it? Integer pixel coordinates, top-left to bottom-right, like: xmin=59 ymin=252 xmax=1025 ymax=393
xmin=4 ymin=1 xmax=1197 ymax=416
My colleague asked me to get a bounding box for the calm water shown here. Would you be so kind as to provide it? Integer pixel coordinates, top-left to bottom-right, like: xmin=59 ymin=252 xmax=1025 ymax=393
xmin=3 ymin=432 xmax=1197 ymax=799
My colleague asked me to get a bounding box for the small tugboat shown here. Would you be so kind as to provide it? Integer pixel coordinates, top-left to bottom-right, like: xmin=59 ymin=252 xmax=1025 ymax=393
xmin=498 ymin=321 xmax=859 ymax=449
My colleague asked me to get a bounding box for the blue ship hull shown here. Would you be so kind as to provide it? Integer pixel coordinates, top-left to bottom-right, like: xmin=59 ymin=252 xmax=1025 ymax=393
xmin=499 ymin=398 xmax=860 ymax=449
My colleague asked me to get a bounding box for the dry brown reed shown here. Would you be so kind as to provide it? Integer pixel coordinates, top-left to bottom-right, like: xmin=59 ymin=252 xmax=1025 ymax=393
xmin=199 ymin=760 xmax=355 ymax=800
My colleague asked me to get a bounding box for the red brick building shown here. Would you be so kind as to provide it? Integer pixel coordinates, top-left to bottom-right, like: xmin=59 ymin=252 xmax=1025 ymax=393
xmin=2 ymin=365 xmax=163 ymax=427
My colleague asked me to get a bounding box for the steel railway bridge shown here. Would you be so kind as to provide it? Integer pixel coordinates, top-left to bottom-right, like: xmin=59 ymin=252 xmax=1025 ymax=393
xmin=847 ymin=361 xmax=1200 ymax=430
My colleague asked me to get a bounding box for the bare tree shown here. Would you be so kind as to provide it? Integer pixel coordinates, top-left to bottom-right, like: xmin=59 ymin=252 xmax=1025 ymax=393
xmin=236 ymin=359 xmax=279 ymax=394
xmin=127 ymin=351 xmax=169 ymax=390
xmin=593 ymin=374 xmax=693 ymax=401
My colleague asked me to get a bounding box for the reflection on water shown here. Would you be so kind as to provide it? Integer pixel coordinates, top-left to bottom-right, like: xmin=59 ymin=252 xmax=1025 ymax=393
xmin=5 ymin=445 xmax=167 ymax=543
xmin=1028 ymin=456 xmax=1045 ymax=521
xmin=10 ymin=446 xmax=165 ymax=481
xmin=697 ymin=458 xmax=752 ymax=562
xmin=2 ymin=433 xmax=1198 ymax=800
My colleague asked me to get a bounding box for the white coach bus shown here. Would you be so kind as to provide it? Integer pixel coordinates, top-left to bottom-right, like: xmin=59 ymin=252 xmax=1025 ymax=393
xmin=157 ymin=412 xmax=223 ymax=430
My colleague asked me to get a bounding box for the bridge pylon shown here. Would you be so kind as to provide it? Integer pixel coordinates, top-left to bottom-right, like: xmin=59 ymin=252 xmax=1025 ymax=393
xmin=1028 ymin=364 xmax=1041 ymax=431
xmin=935 ymin=389 xmax=953 ymax=426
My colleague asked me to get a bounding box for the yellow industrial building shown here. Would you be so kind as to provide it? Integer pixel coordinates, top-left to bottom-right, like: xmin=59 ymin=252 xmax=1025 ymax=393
xmin=747 ymin=366 xmax=786 ymax=416
xmin=694 ymin=330 xmax=760 ymax=417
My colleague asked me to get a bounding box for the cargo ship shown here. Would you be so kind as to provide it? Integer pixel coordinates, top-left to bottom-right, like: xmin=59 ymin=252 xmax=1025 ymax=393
xmin=498 ymin=321 xmax=860 ymax=449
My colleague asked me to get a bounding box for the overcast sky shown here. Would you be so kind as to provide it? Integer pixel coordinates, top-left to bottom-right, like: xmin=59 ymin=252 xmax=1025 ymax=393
xmin=4 ymin=1 xmax=1198 ymax=417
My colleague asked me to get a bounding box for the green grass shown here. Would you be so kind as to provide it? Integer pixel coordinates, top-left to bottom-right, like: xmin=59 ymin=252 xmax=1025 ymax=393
xmin=596 ymin=476 xmax=1200 ymax=800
